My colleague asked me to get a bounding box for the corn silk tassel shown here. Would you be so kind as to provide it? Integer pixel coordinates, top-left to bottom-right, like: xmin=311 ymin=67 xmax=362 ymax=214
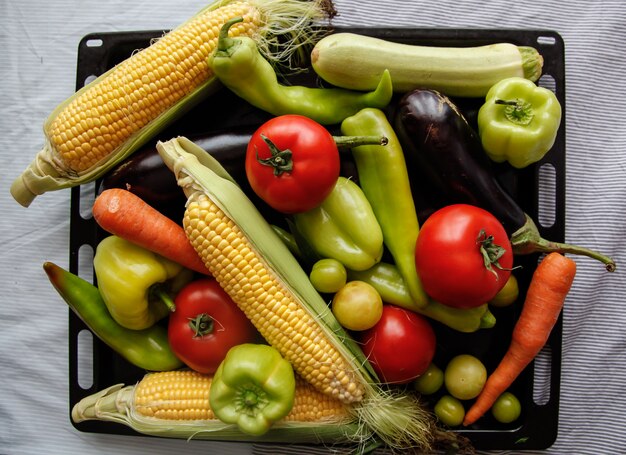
xmin=11 ymin=0 xmax=334 ymax=207
xmin=155 ymin=137 xmax=441 ymax=451
xmin=71 ymin=370 xmax=367 ymax=444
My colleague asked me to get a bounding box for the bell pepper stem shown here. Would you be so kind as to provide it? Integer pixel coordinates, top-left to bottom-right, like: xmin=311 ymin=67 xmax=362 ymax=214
xmin=243 ymin=389 xmax=260 ymax=407
xmin=216 ymin=17 xmax=244 ymax=56
xmin=333 ymin=135 xmax=388 ymax=148
xmin=494 ymin=98 xmax=534 ymax=125
xmin=151 ymin=286 xmax=177 ymax=312
xmin=511 ymin=214 xmax=616 ymax=272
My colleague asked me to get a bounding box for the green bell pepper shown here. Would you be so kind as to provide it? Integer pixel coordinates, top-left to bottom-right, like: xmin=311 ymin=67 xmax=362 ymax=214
xmin=347 ymin=262 xmax=495 ymax=333
xmin=293 ymin=177 xmax=384 ymax=272
xmin=43 ymin=262 xmax=183 ymax=371
xmin=209 ymin=343 xmax=296 ymax=436
xmin=477 ymin=76 xmax=562 ymax=169
xmin=93 ymin=235 xmax=193 ymax=330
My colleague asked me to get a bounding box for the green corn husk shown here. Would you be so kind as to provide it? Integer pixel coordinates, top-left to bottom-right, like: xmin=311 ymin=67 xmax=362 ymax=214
xmin=10 ymin=0 xmax=332 ymax=207
xmin=71 ymin=382 xmax=369 ymax=445
xmin=155 ymin=136 xmax=445 ymax=452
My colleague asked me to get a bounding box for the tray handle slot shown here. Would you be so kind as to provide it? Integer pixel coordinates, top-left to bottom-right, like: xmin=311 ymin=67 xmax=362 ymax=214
xmin=537 ymin=162 xmax=557 ymax=229
xmin=76 ymin=329 xmax=94 ymax=390
xmin=72 ymin=243 xmax=97 ymax=391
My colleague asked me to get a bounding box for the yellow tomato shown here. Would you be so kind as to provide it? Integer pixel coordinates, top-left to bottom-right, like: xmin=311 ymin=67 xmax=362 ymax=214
xmin=331 ymin=281 xmax=383 ymax=331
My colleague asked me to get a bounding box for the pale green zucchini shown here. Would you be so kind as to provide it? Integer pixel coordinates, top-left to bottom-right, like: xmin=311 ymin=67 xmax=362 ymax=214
xmin=311 ymin=32 xmax=543 ymax=97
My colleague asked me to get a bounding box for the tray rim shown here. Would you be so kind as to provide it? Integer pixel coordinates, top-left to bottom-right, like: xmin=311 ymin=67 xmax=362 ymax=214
xmin=67 ymin=25 xmax=566 ymax=451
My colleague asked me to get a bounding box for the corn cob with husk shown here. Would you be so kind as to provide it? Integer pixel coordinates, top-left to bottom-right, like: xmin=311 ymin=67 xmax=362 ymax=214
xmin=155 ymin=136 xmax=441 ymax=451
xmin=10 ymin=0 xmax=333 ymax=207
xmin=72 ymin=370 xmax=367 ymax=444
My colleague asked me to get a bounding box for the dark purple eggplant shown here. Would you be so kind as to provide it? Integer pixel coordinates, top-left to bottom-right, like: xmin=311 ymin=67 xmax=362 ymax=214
xmin=99 ymin=125 xmax=361 ymax=230
xmin=395 ymin=89 xmax=615 ymax=272
xmin=395 ymin=89 xmax=525 ymax=233
xmin=98 ymin=125 xmax=283 ymax=226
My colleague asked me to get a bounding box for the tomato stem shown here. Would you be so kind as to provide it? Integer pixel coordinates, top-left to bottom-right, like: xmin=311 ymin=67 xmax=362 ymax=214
xmin=256 ymin=134 xmax=293 ymax=175
xmin=476 ymin=229 xmax=511 ymax=278
xmin=188 ymin=313 xmax=214 ymax=338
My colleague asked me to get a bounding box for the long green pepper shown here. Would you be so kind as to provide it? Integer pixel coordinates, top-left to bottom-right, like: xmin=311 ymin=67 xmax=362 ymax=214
xmin=347 ymin=262 xmax=495 ymax=333
xmin=43 ymin=261 xmax=182 ymax=371
xmin=209 ymin=18 xmax=393 ymax=125
xmin=341 ymin=108 xmax=428 ymax=308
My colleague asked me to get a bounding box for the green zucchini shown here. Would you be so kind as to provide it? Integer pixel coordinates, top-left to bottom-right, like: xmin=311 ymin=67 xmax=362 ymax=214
xmin=311 ymin=32 xmax=543 ymax=97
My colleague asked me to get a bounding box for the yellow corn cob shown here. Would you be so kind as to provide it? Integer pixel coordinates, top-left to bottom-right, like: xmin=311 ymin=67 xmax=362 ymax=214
xmin=49 ymin=3 xmax=259 ymax=175
xmin=154 ymin=137 xmax=447 ymax=451
xmin=134 ymin=370 xmax=216 ymax=421
xmin=131 ymin=370 xmax=349 ymax=422
xmin=10 ymin=0 xmax=330 ymax=207
xmin=71 ymin=370 xmax=363 ymax=444
xmin=185 ymin=191 xmax=364 ymax=404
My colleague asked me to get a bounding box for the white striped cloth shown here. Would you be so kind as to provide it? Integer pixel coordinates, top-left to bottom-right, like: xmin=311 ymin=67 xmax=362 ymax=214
xmin=1 ymin=1 xmax=624 ymax=455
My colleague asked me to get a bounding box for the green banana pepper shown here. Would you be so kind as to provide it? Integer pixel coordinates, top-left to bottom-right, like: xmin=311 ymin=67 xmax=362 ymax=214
xmin=347 ymin=262 xmax=495 ymax=333
xmin=272 ymin=223 xmax=493 ymax=332
xmin=209 ymin=18 xmax=393 ymax=125
xmin=293 ymin=176 xmax=384 ymax=271
xmin=209 ymin=343 xmax=296 ymax=436
xmin=43 ymin=262 xmax=183 ymax=371
xmin=341 ymin=108 xmax=428 ymax=308
xmin=93 ymin=235 xmax=193 ymax=330
xmin=478 ymin=76 xmax=562 ymax=168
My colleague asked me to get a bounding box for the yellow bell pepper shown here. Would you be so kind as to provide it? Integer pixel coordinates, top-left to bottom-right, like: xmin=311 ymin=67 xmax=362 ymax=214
xmin=93 ymin=235 xmax=193 ymax=330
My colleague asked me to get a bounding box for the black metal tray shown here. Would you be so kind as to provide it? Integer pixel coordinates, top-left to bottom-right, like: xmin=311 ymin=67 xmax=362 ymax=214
xmin=68 ymin=26 xmax=565 ymax=451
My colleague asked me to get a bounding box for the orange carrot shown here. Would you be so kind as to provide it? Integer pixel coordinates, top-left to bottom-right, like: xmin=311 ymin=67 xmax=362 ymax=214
xmin=92 ymin=188 xmax=210 ymax=275
xmin=463 ymin=252 xmax=576 ymax=426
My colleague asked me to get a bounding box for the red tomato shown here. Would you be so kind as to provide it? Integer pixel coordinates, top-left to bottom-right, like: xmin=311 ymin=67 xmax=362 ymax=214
xmin=245 ymin=115 xmax=340 ymax=214
xmin=168 ymin=278 xmax=258 ymax=374
xmin=415 ymin=204 xmax=513 ymax=309
xmin=360 ymin=305 xmax=436 ymax=384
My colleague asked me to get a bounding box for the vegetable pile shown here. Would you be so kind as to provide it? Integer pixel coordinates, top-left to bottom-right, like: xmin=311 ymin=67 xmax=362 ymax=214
xmin=16 ymin=0 xmax=617 ymax=452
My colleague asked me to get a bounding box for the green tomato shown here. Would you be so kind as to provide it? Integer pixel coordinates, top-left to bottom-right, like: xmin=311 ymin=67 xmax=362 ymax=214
xmin=491 ymin=392 xmax=522 ymax=423
xmin=413 ymin=363 xmax=444 ymax=395
xmin=434 ymin=395 xmax=465 ymax=427
xmin=332 ymin=281 xmax=383 ymax=331
xmin=444 ymin=354 xmax=487 ymax=400
xmin=309 ymin=258 xmax=347 ymax=294
xmin=489 ymin=274 xmax=519 ymax=307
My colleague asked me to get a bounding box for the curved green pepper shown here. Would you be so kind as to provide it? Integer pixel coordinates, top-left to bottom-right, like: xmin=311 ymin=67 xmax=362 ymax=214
xmin=209 ymin=344 xmax=296 ymax=436
xmin=293 ymin=176 xmax=384 ymax=271
xmin=209 ymin=18 xmax=393 ymax=125
xmin=93 ymin=235 xmax=193 ymax=330
xmin=477 ymin=76 xmax=562 ymax=168
xmin=43 ymin=262 xmax=183 ymax=371
xmin=341 ymin=108 xmax=428 ymax=308
xmin=347 ymin=262 xmax=495 ymax=333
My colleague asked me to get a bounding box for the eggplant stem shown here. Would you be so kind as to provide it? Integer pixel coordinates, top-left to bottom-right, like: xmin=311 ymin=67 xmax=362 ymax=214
xmin=510 ymin=215 xmax=616 ymax=272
